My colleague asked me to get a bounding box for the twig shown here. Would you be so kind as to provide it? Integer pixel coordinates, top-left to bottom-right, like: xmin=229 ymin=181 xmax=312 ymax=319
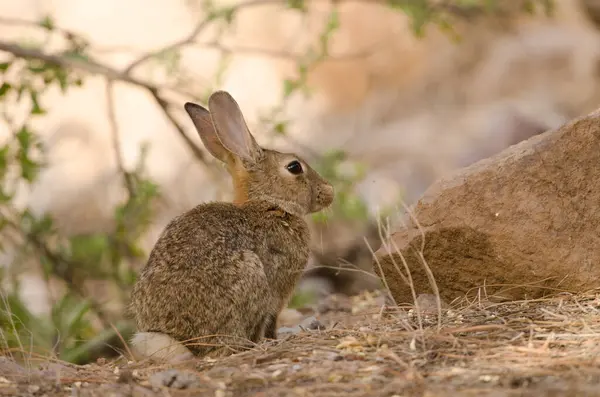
xmin=110 ymin=323 xmax=135 ymax=362
xmin=123 ymin=0 xmax=289 ymax=73
xmin=0 ymin=16 xmax=83 ymax=39
xmin=124 ymin=18 xmax=212 ymax=74
xmin=196 ymin=41 xmax=376 ymax=60
xmin=105 ymin=79 xmax=135 ymax=196
xmin=0 ymin=42 xmax=151 ymax=88
xmin=0 ymin=40 xmax=207 ymax=163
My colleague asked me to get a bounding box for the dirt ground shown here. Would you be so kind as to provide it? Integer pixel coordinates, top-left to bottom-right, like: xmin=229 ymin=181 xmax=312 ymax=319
xmin=2 ymin=289 xmax=600 ymax=397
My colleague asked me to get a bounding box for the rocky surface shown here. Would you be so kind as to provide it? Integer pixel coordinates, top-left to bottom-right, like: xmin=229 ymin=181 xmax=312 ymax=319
xmin=374 ymin=108 xmax=600 ymax=304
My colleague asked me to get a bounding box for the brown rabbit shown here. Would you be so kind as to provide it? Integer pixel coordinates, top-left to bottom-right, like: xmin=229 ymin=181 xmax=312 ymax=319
xmin=129 ymin=90 xmax=334 ymax=362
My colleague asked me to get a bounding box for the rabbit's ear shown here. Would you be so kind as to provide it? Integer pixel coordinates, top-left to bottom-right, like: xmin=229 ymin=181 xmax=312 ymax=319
xmin=207 ymin=91 xmax=263 ymax=164
xmin=184 ymin=102 xmax=231 ymax=163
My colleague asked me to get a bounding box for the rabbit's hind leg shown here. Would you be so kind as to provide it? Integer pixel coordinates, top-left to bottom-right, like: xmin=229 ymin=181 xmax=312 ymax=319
xmin=130 ymin=332 xmax=194 ymax=363
xmin=263 ymin=313 xmax=278 ymax=340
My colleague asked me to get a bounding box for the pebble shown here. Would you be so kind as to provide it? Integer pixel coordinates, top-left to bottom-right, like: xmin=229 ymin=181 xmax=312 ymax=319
xmin=277 ymin=316 xmax=325 ymax=335
xmin=299 ymin=316 xmax=325 ymax=331
xmin=414 ymin=294 xmax=449 ymax=314
xmin=149 ymin=369 xmax=202 ymax=389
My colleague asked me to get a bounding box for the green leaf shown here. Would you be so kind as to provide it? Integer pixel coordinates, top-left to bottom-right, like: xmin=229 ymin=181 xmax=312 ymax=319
xmin=16 ymin=125 xmax=32 ymax=150
xmin=283 ymin=79 xmax=297 ymax=98
xmin=311 ymin=211 xmax=329 ymax=224
xmin=0 ymin=187 xmax=11 ymax=203
xmin=121 ymin=267 xmax=138 ymax=286
xmin=0 ymin=62 xmax=11 ymax=72
xmin=18 ymin=152 xmax=40 ymax=182
xmin=436 ymin=18 xmax=461 ymax=43
xmin=40 ymin=256 xmax=54 ymax=278
xmin=65 ymin=300 xmax=91 ymax=336
xmin=0 ymin=145 xmax=8 ymax=174
xmin=287 ymin=0 xmax=307 ymax=12
xmin=522 ymin=0 xmax=535 ymax=14
xmin=26 ymin=59 xmax=49 ymax=74
xmin=325 ymin=9 xmax=340 ymax=33
xmin=31 ymin=213 xmax=55 ymax=235
xmin=221 ymin=7 xmax=236 ymax=24
xmin=0 ymin=83 xmax=10 ymax=97
xmin=55 ymin=67 xmax=69 ymax=93
xmin=69 ymin=234 xmax=109 ymax=268
xmin=341 ymin=194 xmax=368 ymax=220
xmin=386 ymin=0 xmax=431 ymax=37
xmin=63 ymin=51 xmax=90 ymax=62
xmin=39 ymin=15 xmax=55 ymax=31
xmin=541 ymin=0 xmax=555 ymax=16
xmin=288 ymin=289 xmax=317 ymax=308
xmin=274 ymin=122 xmax=287 ymax=135
xmin=30 ymin=91 xmax=46 ymax=115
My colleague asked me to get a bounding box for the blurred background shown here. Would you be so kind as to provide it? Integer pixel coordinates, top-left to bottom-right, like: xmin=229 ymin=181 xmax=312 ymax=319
xmin=1 ymin=0 xmax=600 ymax=364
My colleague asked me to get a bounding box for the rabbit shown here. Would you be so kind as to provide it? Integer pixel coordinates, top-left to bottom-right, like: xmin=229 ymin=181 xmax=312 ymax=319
xmin=128 ymin=90 xmax=335 ymax=362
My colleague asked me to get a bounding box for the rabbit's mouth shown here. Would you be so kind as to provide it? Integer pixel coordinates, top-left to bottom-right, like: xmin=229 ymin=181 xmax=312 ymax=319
xmin=310 ymin=183 xmax=335 ymax=213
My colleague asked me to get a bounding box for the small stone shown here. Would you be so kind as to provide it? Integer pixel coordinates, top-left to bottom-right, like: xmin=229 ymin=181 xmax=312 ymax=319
xmin=0 ymin=357 xmax=30 ymax=381
xmin=272 ymin=369 xmax=283 ymax=379
xmin=277 ymin=326 xmax=301 ymax=335
xmin=299 ymin=316 xmax=325 ymax=331
xmin=278 ymin=316 xmax=324 ymax=335
xmin=149 ymin=369 xmax=201 ymax=390
xmin=480 ymin=374 xmax=500 ymax=383
xmin=117 ymin=369 xmax=134 ymax=383
xmin=409 ymin=338 xmax=417 ymax=351
xmin=414 ymin=294 xmax=449 ymax=314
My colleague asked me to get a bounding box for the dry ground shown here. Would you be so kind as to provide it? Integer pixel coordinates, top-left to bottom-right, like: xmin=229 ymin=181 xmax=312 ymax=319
xmin=2 ymin=289 xmax=600 ymax=397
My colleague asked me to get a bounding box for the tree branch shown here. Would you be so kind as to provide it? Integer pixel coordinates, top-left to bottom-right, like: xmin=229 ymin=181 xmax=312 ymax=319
xmin=123 ymin=0 xmax=288 ymax=73
xmin=0 ymin=41 xmax=207 ymax=164
xmin=105 ymin=79 xmax=135 ymax=196
xmin=124 ymin=18 xmax=211 ymax=74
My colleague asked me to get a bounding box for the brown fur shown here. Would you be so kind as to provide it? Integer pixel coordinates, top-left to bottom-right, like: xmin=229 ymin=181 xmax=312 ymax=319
xmin=129 ymin=91 xmax=334 ymax=360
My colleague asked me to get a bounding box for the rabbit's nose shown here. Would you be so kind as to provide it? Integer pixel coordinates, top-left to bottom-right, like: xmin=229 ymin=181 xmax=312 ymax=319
xmin=321 ymin=183 xmax=335 ymax=203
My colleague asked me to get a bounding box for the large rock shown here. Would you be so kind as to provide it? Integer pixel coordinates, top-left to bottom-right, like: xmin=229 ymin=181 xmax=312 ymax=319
xmin=373 ymin=108 xmax=600 ymax=304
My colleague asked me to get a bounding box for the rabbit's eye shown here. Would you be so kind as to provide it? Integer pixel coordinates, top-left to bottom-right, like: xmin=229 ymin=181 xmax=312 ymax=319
xmin=286 ymin=160 xmax=303 ymax=175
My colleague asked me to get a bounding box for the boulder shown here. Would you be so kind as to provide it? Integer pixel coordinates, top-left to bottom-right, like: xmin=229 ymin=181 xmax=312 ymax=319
xmin=373 ymin=108 xmax=600 ymax=304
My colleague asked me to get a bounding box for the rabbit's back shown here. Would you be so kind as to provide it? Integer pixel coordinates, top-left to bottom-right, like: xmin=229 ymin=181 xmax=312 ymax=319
xmin=131 ymin=199 xmax=310 ymax=356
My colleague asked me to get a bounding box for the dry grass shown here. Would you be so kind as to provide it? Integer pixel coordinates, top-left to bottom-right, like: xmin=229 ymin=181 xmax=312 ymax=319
xmin=2 ymin=289 xmax=600 ymax=397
